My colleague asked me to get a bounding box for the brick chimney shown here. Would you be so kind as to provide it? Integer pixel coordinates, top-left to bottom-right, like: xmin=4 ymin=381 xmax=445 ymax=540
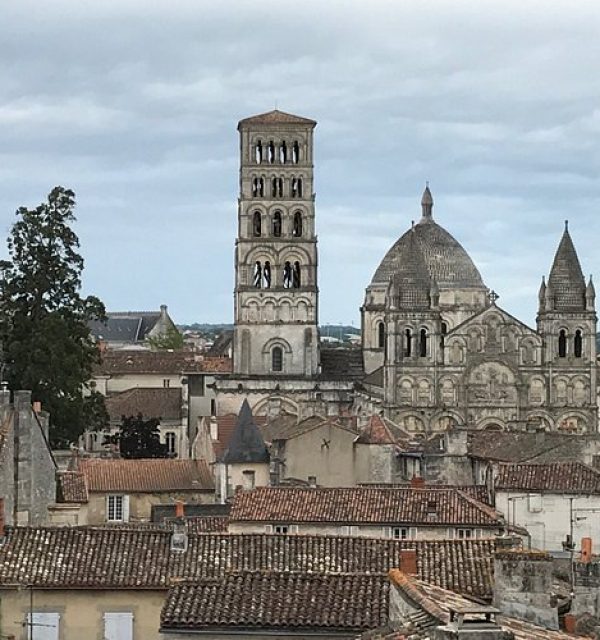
xmin=400 ymin=549 xmax=418 ymax=576
xmin=410 ymin=476 xmax=425 ymax=488
xmin=175 ymin=500 xmax=185 ymax=519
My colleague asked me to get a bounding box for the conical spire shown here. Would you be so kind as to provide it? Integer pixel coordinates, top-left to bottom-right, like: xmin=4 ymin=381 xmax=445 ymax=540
xmin=538 ymin=276 xmax=546 ymax=307
xmin=586 ymin=275 xmax=595 ymax=310
xmin=547 ymin=221 xmax=586 ymax=311
xmin=222 ymin=399 xmax=270 ymax=464
xmin=421 ymin=184 xmax=433 ymax=220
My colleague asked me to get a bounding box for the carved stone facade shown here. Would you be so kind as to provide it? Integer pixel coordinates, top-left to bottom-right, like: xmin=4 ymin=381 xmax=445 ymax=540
xmin=363 ymin=191 xmax=597 ymax=434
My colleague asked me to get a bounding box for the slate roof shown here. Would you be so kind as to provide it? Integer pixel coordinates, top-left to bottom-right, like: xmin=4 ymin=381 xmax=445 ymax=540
xmin=262 ymin=414 xmax=359 ymax=443
xmin=94 ymin=350 xmax=207 ymax=375
xmin=222 ymin=400 xmax=270 ymax=464
xmin=495 ymin=462 xmax=600 ymax=494
xmin=89 ymin=311 xmax=163 ymax=343
xmin=210 ymin=413 xmax=268 ymax=459
xmin=320 ymin=346 xmax=364 ymax=380
xmin=56 ymin=471 xmax=88 ymax=503
xmin=105 ymin=388 xmax=182 ymax=421
xmin=386 ymin=570 xmax=580 ymax=640
xmin=387 ymin=228 xmax=432 ymax=309
xmin=79 ymin=458 xmax=214 ymax=493
xmin=229 ymin=487 xmax=503 ymax=527
xmin=547 ymin=225 xmax=586 ymax=311
xmin=161 ymin=572 xmax=388 ymax=633
xmin=238 ymin=109 xmax=317 ymax=128
xmin=0 ymin=529 xmax=497 ymax=598
xmin=205 ymin=331 xmax=233 ymax=357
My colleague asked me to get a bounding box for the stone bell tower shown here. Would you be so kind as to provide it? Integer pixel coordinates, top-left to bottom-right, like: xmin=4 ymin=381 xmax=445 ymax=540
xmin=233 ymin=110 xmax=319 ymax=378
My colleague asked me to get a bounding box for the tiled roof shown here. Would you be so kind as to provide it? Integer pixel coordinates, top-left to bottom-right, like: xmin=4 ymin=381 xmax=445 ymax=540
xmin=0 ymin=529 xmax=497 ymax=597
xmin=238 ymin=109 xmax=317 ymax=127
xmin=262 ymin=414 xmax=358 ymax=443
xmin=356 ymin=415 xmax=409 ymax=445
xmin=105 ymin=388 xmax=182 ymax=421
xmin=320 ymin=346 xmax=364 ymax=380
xmin=547 ymin=226 xmax=586 ymax=311
xmin=94 ymin=350 xmax=208 ymax=375
xmin=387 ymin=570 xmax=581 ymax=640
xmin=495 ymin=462 xmax=600 ymax=494
xmin=230 ymin=487 xmax=502 ymax=527
xmin=56 ymin=471 xmax=88 ymax=503
xmin=212 ymin=413 xmax=268 ymax=459
xmin=205 ymin=331 xmax=233 ymax=357
xmin=80 ymin=458 xmax=214 ymax=493
xmin=195 ymin=357 xmax=232 ymax=373
xmin=358 ymin=485 xmax=492 ymax=506
xmin=161 ymin=572 xmax=388 ymax=633
xmin=173 ymin=516 xmax=230 ymax=533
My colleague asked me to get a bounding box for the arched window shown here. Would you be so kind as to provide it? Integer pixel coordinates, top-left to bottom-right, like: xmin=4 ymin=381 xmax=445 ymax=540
xmin=279 ymin=141 xmax=287 ymax=164
xmin=253 ymin=262 xmax=262 ymax=288
xmin=271 ymin=177 xmax=278 ymax=198
xmin=292 ymin=177 xmax=303 ymax=198
xmin=558 ymin=329 xmax=567 ymax=358
xmin=272 ymin=346 xmax=283 ymax=372
xmin=255 ymin=140 xmax=262 ymax=164
xmin=441 ymin=321 xmax=448 ymax=349
xmin=263 ymin=261 xmax=271 ymax=288
xmin=292 ymin=211 xmax=303 ymax=237
xmin=297 ymin=178 xmax=303 ymax=198
xmin=419 ymin=328 xmax=428 ymax=357
xmin=283 ymin=261 xmax=292 ymax=288
xmin=377 ymin=321 xmax=385 ymax=349
xmin=165 ymin=431 xmax=176 ymax=455
xmin=292 ymin=261 xmax=301 ymax=288
xmin=268 ymin=141 xmax=275 ymax=164
xmin=574 ymin=330 xmax=583 ymax=358
xmin=278 ymin=177 xmax=284 ymax=197
xmin=252 ymin=177 xmax=264 ymax=197
xmin=272 ymin=211 xmax=282 ymax=237
xmin=252 ymin=211 xmax=261 ymax=237
xmin=404 ymin=329 xmax=412 ymax=357
xmin=292 ymin=141 xmax=300 ymax=164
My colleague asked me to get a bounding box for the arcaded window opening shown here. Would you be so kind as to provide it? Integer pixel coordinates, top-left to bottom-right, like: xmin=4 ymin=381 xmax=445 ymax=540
xmin=272 ymin=346 xmax=283 ymax=372
xmin=574 ymin=330 xmax=583 ymax=358
xmin=283 ymin=261 xmax=292 ymax=289
xmin=293 ymin=261 xmax=301 ymax=288
xmin=558 ymin=329 xmax=567 ymax=358
xmin=253 ymin=261 xmax=262 ymax=288
xmin=263 ymin=261 xmax=271 ymax=288
xmin=255 ymin=140 xmax=263 ymax=164
xmin=377 ymin=322 xmax=385 ymax=349
xmin=279 ymin=141 xmax=287 ymax=164
xmin=272 ymin=211 xmax=282 ymax=237
xmin=404 ymin=329 xmax=412 ymax=357
xmin=292 ymin=211 xmax=303 ymax=237
xmin=253 ymin=211 xmax=262 ymax=237
xmin=419 ymin=328 xmax=427 ymax=357
xmin=292 ymin=141 xmax=300 ymax=164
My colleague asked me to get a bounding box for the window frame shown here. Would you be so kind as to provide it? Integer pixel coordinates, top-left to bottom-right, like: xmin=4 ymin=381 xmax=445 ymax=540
xmin=107 ymin=494 xmax=129 ymax=523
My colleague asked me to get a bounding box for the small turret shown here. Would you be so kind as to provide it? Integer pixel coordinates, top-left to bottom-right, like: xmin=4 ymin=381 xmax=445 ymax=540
xmin=544 ymin=281 xmax=554 ymax=312
xmin=421 ymin=184 xmax=433 ymax=220
xmin=538 ymin=277 xmax=546 ymax=312
xmin=586 ymin=275 xmax=595 ymax=311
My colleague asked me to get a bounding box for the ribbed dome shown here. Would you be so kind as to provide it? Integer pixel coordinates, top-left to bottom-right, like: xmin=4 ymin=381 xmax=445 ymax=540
xmin=371 ymin=191 xmax=485 ymax=289
xmin=387 ymin=228 xmax=432 ymax=309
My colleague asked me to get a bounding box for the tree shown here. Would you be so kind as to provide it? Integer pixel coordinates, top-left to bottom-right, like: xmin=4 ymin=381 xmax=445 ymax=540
xmin=0 ymin=186 xmax=106 ymax=446
xmin=146 ymin=326 xmax=184 ymax=350
xmin=107 ymin=414 xmax=169 ymax=459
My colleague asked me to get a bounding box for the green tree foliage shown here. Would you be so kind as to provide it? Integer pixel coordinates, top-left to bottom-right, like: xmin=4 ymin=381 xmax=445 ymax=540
xmin=107 ymin=413 xmax=169 ymax=459
xmin=0 ymin=186 xmax=106 ymax=446
xmin=146 ymin=326 xmax=184 ymax=350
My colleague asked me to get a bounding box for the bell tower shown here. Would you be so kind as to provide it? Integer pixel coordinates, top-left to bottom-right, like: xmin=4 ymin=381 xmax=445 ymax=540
xmin=233 ymin=110 xmax=319 ymax=378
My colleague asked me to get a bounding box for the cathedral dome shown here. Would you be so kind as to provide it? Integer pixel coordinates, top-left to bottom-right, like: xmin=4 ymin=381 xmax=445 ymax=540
xmin=371 ymin=188 xmax=485 ymax=289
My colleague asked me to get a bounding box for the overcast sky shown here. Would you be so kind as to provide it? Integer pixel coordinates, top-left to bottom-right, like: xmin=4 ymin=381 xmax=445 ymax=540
xmin=1 ymin=0 xmax=600 ymax=326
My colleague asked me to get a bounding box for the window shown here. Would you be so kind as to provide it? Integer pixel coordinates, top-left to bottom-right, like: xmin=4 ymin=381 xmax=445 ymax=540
xmin=272 ymin=211 xmax=282 ymax=237
xmin=253 ymin=261 xmax=262 ymax=288
xmin=392 ymin=526 xmax=410 ymax=540
xmin=255 ymin=140 xmax=263 ymax=164
xmin=104 ymin=612 xmax=133 ymax=640
xmin=441 ymin=321 xmax=448 ymax=348
xmin=252 ymin=177 xmax=264 ymax=197
xmin=163 ymin=379 xmax=170 ymax=388
xmin=574 ymin=330 xmax=583 ymax=358
xmin=419 ymin=328 xmax=428 ymax=357
xmin=279 ymin=141 xmax=287 ymax=163
xmin=292 ymin=261 xmax=301 ymax=288
xmin=292 ymin=140 xmax=300 ymax=164
xmin=377 ymin=321 xmax=385 ymax=349
xmin=107 ymin=494 xmax=128 ymax=522
xmin=456 ymin=528 xmax=474 ymax=539
xmin=292 ymin=211 xmax=303 ymax=237
xmin=404 ymin=329 xmax=412 ymax=357
xmin=274 ymin=524 xmax=289 ymax=534
xmin=165 ymin=431 xmax=176 ymax=455
xmin=253 ymin=211 xmax=262 ymax=236
xmin=27 ymin=612 xmax=60 ymax=640
xmin=558 ymin=329 xmax=567 ymax=357
xmin=291 ymin=177 xmax=303 ymax=198
xmin=272 ymin=346 xmax=283 ymax=372
xmin=282 ymin=261 xmax=292 ymax=288
xmin=268 ymin=140 xmax=275 ymax=163
xmin=263 ymin=261 xmax=272 ymax=288
xmin=242 ymin=469 xmax=256 ymax=490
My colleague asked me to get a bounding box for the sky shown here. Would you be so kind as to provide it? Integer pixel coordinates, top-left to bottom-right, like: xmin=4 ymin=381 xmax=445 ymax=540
xmin=1 ymin=0 xmax=600 ymax=326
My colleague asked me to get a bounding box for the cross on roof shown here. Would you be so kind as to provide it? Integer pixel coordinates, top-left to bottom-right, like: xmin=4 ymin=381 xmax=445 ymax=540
xmin=488 ymin=290 xmax=499 ymax=304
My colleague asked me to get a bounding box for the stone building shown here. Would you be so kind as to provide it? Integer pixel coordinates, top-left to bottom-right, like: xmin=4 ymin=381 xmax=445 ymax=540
xmin=215 ymin=109 xmax=597 ymax=435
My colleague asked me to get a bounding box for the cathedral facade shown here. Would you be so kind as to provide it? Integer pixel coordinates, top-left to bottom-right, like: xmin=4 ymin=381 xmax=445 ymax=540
xmin=216 ymin=109 xmax=598 ymax=434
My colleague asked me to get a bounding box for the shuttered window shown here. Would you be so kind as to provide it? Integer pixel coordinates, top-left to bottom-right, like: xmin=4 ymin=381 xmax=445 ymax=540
xmin=104 ymin=612 xmax=134 ymax=640
xmin=27 ymin=612 xmax=60 ymax=640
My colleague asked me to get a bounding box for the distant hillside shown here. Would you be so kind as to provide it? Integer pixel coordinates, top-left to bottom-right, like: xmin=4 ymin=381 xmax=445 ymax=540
xmin=179 ymin=323 xmax=360 ymax=343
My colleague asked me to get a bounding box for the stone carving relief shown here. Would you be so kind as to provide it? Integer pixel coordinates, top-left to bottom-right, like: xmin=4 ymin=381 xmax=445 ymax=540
xmin=528 ymin=378 xmax=544 ymax=405
xmin=398 ymin=379 xmax=413 ymax=404
xmin=555 ymin=379 xmax=568 ymax=405
xmin=417 ymin=379 xmax=431 ymax=404
xmin=573 ymin=379 xmax=588 ymax=406
xmin=398 ymin=415 xmax=425 ymax=432
xmin=467 ymin=362 xmax=517 ymax=404
xmin=440 ymin=378 xmax=456 ymax=405
xmin=449 ymin=340 xmax=464 ymax=364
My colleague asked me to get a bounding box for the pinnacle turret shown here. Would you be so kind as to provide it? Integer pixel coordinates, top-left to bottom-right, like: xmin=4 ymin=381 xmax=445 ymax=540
xmin=546 ymin=222 xmax=586 ymax=311
xmin=421 ymin=184 xmax=433 ymax=220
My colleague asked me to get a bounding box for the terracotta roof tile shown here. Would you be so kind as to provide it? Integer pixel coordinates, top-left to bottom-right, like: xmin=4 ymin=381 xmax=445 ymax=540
xmin=105 ymin=388 xmax=182 ymax=421
xmin=80 ymin=458 xmax=214 ymax=493
xmin=495 ymin=462 xmax=600 ymax=494
xmin=56 ymin=471 xmax=88 ymax=503
xmin=230 ymin=487 xmax=503 ymax=527
xmin=94 ymin=350 xmax=223 ymax=375
xmin=358 ymin=485 xmax=492 ymax=506
xmin=0 ymin=529 xmax=497 ymax=598
xmin=161 ymin=572 xmax=388 ymax=633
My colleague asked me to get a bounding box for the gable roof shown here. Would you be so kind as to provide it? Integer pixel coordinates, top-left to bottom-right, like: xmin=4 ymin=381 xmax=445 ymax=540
xmin=56 ymin=471 xmax=88 ymax=503
xmin=238 ymin=109 xmax=317 ymax=128
xmin=161 ymin=572 xmax=388 ymax=634
xmin=449 ymin=302 xmax=538 ymax=337
xmin=222 ymin=400 xmax=270 ymax=464
xmin=79 ymin=458 xmax=214 ymax=493
xmin=0 ymin=529 xmax=497 ymax=598
xmin=495 ymin=461 xmax=600 ymax=494
xmin=105 ymin=387 xmax=182 ymax=421
xmin=94 ymin=350 xmax=207 ymax=375
xmin=229 ymin=486 xmax=502 ymax=527
xmin=89 ymin=310 xmax=169 ymax=343
xmin=356 ymin=415 xmax=409 ymax=445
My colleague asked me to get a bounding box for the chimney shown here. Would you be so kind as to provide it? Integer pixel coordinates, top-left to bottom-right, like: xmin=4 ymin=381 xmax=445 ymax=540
xmin=32 ymin=401 xmax=41 ymax=413
xmin=175 ymin=500 xmax=185 ymax=519
xmin=434 ymin=606 xmax=513 ymax=639
xmin=400 ymin=549 xmax=418 ymax=576
xmin=160 ymin=304 xmax=168 ymax=318
xmin=581 ymin=537 xmax=593 ymax=564
xmin=411 ymin=476 xmax=425 ymax=488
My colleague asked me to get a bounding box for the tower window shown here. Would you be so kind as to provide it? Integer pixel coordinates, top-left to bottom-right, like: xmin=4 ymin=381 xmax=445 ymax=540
xmin=253 ymin=261 xmax=262 ymax=288
xmin=283 ymin=261 xmax=292 ymax=289
xmin=268 ymin=141 xmax=275 ymax=164
xmin=378 ymin=321 xmax=385 ymax=349
xmin=441 ymin=321 xmax=448 ymax=349
xmin=292 ymin=211 xmax=303 ymax=237
xmin=279 ymin=141 xmax=287 ymax=164
xmin=574 ymin=330 xmax=583 ymax=358
xmin=292 ymin=141 xmax=300 ymax=164
xmin=291 ymin=177 xmax=303 ymax=198
xmin=255 ymin=140 xmax=263 ymax=164
xmin=263 ymin=261 xmax=271 ymax=288
xmin=271 ymin=177 xmax=278 ymax=198
xmin=404 ymin=329 xmax=412 ymax=357
xmin=252 ymin=177 xmax=264 ymax=198
xmin=293 ymin=261 xmax=301 ymax=288
xmin=419 ymin=328 xmax=428 ymax=357
xmin=558 ymin=329 xmax=567 ymax=358
xmin=272 ymin=211 xmax=282 ymax=237
xmin=272 ymin=346 xmax=283 ymax=372
xmin=253 ymin=211 xmax=262 ymax=237
xmin=278 ymin=177 xmax=284 ymax=197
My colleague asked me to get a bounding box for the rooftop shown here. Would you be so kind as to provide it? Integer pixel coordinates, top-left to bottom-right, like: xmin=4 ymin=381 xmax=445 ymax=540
xmin=238 ymin=109 xmax=317 ymax=128
xmin=94 ymin=349 xmax=211 ymax=375
xmin=495 ymin=461 xmax=600 ymax=494
xmin=105 ymin=387 xmax=182 ymax=422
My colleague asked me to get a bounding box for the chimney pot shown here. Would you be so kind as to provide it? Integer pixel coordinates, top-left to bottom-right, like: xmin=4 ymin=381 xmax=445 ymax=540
xmin=581 ymin=537 xmax=593 ymax=563
xmin=175 ymin=500 xmax=184 ymax=519
xmin=410 ymin=475 xmax=425 ymax=488
xmin=400 ymin=549 xmax=418 ymax=575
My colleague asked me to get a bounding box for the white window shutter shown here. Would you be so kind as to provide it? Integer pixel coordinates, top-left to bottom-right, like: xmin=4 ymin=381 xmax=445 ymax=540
xmin=290 ymin=524 xmax=299 ymax=534
xmin=382 ymin=526 xmax=391 ymax=538
xmin=447 ymin=528 xmax=455 ymax=539
xmin=122 ymin=495 xmax=130 ymax=523
xmin=106 ymin=495 xmax=111 ymax=522
xmin=104 ymin=612 xmax=133 ymax=640
xmin=265 ymin=524 xmax=273 ymax=534
xmin=28 ymin=612 xmax=60 ymax=640
xmin=409 ymin=527 xmax=417 ymax=539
